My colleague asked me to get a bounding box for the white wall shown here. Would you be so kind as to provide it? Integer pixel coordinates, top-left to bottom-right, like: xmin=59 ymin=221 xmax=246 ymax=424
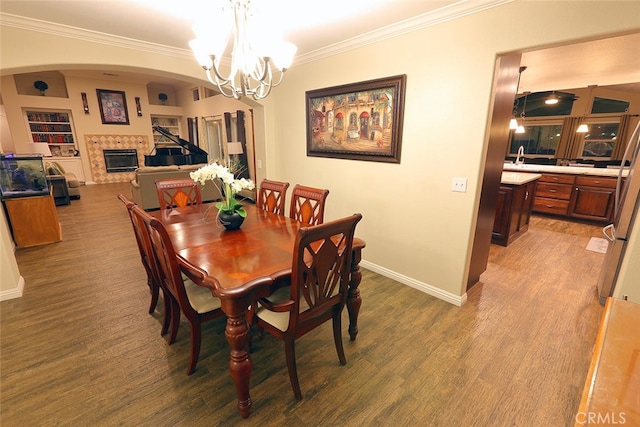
xmin=1 ymin=1 xmax=639 ymax=304
xmin=266 ymin=1 xmax=640 ymax=301
xmin=0 ymin=209 xmax=24 ymax=300
xmin=0 ymin=104 xmax=14 ymax=153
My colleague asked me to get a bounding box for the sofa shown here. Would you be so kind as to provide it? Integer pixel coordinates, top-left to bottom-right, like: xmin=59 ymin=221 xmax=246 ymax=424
xmin=45 ymin=161 xmax=81 ymax=201
xmin=130 ymin=164 xmax=223 ymax=210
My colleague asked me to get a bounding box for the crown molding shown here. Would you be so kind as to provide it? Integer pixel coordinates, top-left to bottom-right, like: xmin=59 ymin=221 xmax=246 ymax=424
xmin=294 ymin=0 xmax=513 ymax=65
xmin=1 ymin=0 xmax=512 ymax=67
xmin=0 ymin=13 xmax=192 ymax=59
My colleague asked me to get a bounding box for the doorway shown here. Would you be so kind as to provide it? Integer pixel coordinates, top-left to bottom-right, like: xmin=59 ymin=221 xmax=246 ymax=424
xmin=469 ymin=32 xmax=640 ymax=290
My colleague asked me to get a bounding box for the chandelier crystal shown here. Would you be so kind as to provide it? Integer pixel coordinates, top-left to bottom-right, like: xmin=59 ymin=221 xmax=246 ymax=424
xmin=189 ymin=0 xmax=296 ymax=100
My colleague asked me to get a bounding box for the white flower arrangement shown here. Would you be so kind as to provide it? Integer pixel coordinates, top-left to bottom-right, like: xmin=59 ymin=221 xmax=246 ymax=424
xmin=190 ymin=162 xmax=255 ymax=217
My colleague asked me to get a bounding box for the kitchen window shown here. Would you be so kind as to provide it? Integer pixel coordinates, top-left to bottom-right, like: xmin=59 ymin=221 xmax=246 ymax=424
xmin=580 ymin=122 xmax=620 ymax=159
xmin=509 ymin=122 xmax=563 ymax=157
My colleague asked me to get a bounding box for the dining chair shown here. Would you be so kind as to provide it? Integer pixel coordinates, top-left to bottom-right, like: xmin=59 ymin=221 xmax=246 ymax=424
xmin=134 ymin=204 xmax=225 ymax=375
xmin=289 ymin=184 xmax=330 ymax=225
xmin=254 ymin=213 xmax=362 ymax=400
xmin=257 ymin=179 xmax=290 ymax=215
xmin=117 ymin=193 xmax=171 ymax=336
xmin=155 ymin=178 xmax=202 ymax=210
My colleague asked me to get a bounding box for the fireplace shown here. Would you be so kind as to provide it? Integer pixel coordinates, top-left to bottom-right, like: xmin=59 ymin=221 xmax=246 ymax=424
xmin=103 ymin=149 xmax=138 ymax=173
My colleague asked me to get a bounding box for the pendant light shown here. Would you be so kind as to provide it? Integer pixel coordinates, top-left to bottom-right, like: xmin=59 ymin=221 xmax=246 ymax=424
xmin=545 ymin=91 xmax=559 ymax=105
xmin=515 ymin=91 xmax=529 ymax=134
xmin=510 ymin=66 xmax=527 ymax=130
xmin=577 ymin=85 xmax=597 ymax=133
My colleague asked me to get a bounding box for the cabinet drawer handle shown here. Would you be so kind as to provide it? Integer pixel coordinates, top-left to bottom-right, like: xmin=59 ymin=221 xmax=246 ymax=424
xmin=594 ymin=180 xmax=600 ymax=184
xmin=549 ymin=189 xmax=557 ymax=193
xmin=552 ymin=177 xmax=559 ymax=181
xmin=546 ymin=205 xmax=553 ymax=208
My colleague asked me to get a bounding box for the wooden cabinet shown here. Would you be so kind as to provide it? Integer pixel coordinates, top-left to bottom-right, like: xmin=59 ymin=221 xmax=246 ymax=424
xmin=569 ymin=176 xmax=617 ymax=222
xmin=3 ymin=193 xmax=62 ymax=247
xmin=532 ymin=173 xmax=618 ymax=223
xmin=492 ymin=179 xmax=537 ymax=246
xmin=26 ymin=110 xmax=78 ymax=156
xmin=532 ymin=173 xmax=575 ymax=216
xmin=52 ymin=157 xmax=86 ymax=183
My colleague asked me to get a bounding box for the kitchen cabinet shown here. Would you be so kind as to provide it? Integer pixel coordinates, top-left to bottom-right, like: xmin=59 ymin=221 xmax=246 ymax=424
xmin=569 ymin=176 xmax=618 ymax=222
xmin=532 ymin=173 xmax=575 ymax=216
xmin=492 ymin=172 xmax=540 ymax=246
xmin=504 ymin=165 xmax=626 ymax=224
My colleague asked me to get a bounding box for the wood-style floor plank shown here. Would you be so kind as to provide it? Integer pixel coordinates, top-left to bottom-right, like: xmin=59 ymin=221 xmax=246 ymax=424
xmin=1 ymin=182 xmax=606 ymax=426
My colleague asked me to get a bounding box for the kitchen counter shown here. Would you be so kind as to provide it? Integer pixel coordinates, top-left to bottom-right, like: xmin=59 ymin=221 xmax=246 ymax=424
xmin=501 ymin=171 xmax=541 ymax=185
xmin=503 ymin=163 xmax=629 ymax=178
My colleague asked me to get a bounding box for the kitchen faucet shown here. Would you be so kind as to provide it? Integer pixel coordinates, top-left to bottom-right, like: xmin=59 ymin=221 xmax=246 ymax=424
xmin=515 ymin=145 xmax=525 ymax=165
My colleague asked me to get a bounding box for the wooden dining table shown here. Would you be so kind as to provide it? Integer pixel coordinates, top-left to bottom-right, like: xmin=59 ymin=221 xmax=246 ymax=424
xmin=150 ymin=203 xmax=366 ymax=418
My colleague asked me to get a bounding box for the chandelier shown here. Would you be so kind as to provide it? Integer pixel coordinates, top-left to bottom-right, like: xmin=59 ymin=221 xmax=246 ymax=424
xmin=189 ymin=0 xmax=297 ymax=100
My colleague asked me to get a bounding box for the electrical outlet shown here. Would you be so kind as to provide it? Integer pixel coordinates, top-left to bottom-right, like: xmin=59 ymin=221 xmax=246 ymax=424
xmin=451 ymin=177 xmax=467 ymax=193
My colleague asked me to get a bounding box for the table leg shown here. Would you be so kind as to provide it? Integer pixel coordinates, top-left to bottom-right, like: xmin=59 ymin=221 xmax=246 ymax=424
xmin=347 ymin=247 xmax=363 ymax=341
xmin=225 ymin=311 xmax=252 ymax=418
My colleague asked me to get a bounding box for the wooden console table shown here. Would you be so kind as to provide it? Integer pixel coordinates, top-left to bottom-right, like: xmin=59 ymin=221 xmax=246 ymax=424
xmin=3 ymin=193 xmax=62 ymax=247
xmin=575 ymin=298 xmax=640 ymax=426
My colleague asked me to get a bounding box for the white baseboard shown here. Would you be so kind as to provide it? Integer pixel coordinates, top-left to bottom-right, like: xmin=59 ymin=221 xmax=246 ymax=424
xmin=359 ymin=260 xmax=467 ymax=306
xmin=0 ymin=276 xmax=25 ymax=301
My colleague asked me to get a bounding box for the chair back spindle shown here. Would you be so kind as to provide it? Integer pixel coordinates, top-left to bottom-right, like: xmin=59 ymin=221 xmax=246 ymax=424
xmin=155 ymin=178 xmax=202 ymax=210
xmin=257 ymin=179 xmax=290 ymax=215
xmin=289 ymin=185 xmax=329 ymax=225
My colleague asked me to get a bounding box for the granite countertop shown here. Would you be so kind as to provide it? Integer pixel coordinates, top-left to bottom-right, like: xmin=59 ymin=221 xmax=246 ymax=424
xmin=503 ymin=163 xmax=629 ymax=178
xmin=501 ymin=171 xmax=542 ymax=185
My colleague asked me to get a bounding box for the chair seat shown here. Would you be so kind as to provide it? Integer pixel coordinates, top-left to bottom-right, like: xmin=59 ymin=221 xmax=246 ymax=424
xmin=256 ymin=286 xmax=291 ymax=332
xmin=184 ymin=278 xmax=221 ymax=314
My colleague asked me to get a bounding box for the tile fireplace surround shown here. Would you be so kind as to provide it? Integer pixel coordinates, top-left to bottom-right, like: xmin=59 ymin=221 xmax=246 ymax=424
xmin=85 ymin=134 xmax=150 ymax=184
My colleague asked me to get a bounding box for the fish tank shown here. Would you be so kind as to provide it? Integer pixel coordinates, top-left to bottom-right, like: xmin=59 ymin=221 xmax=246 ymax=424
xmin=0 ymin=154 xmax=50 ymax=199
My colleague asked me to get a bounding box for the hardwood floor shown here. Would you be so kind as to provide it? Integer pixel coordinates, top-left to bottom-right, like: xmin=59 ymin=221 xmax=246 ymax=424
xmin=1 ymin=183 xmax=606 ymax=426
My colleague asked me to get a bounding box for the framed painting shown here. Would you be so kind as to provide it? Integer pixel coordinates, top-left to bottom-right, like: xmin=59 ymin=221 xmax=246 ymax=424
xmin=97 ymin=89 xmax=129 ymax=125
xmin=306 ymin=75 xmax=406 ymax=163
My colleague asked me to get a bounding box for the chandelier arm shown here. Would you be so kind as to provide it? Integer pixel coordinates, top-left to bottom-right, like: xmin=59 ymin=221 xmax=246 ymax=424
xmin=269 ymin=68 xmax=286 ymax=88
xmin=205 ymin=69 xmax=236 ymax=99
xmin=208 ymin=57 xmax=233 ymax=86
xmin=253 ymin=79 xmax=272 ymax=100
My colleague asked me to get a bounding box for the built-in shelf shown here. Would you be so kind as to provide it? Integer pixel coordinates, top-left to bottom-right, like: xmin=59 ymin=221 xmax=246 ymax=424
xmin=25 ymin=110 xmax=78 ymax=157
xmin=151 ymin=115 xmax=180 ymax=144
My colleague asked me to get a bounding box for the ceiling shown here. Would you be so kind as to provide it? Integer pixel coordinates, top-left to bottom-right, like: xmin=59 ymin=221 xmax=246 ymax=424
xmin=1 ymin=0 xmax=639 ymax=93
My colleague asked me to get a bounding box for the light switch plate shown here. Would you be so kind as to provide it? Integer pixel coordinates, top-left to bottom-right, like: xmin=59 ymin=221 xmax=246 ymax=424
xmin=451 ymin=177 xmax=467 ymax=193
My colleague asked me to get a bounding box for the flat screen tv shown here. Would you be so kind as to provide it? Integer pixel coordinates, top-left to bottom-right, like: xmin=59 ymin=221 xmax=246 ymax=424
xmin=0 ymin=154 xmax=50 ymax=199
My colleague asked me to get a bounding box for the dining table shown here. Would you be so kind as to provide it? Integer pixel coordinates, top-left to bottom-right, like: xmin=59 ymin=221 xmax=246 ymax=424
xmin=149 ymin=203 xmax=366 ymax=418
